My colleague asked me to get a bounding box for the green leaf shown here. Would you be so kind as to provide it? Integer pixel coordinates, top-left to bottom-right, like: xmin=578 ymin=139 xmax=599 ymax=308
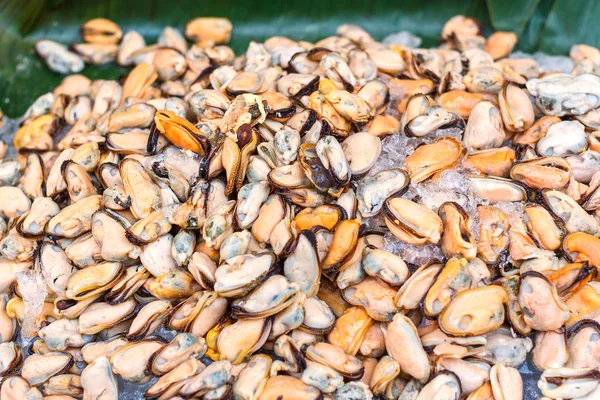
xmin=541 ymin=0 xmax=600 ymax=54
xmin=516 ymin=0 xmax=555 ymax=52
xmin=487 ymin=0 xmax=541 ymax=36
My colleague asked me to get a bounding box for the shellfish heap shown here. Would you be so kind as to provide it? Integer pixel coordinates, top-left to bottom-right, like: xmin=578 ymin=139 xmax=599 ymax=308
xmin=1 ymin=13 xmax=600 ymax=400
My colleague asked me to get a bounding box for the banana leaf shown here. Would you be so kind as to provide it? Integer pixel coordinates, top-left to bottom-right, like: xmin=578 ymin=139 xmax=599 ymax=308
xmin=1 ymin=0 xmax=600 ymax=117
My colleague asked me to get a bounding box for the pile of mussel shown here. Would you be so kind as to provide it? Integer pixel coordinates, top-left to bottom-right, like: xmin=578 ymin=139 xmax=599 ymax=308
xmin=2 ymin=13 xmax=600 ymax=400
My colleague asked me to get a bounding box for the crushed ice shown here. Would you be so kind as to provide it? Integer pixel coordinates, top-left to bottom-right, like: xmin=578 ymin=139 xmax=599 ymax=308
xmin=384 ymin=235 xmax=444 ymax=266
xmin=510 ymin=51 xmax=574 ymax=74
xmin=379 ymin=166 xmax=483 ymax=264
xmin=382 ymin=31 xmax=422 ymax=48
xmin=376 ymin=162 xmax=530 ymax=265
xmin=15 ymin=269 xmax=47 ymax=342
xmin=367 ymin=124 xmax=487 ymax=264
xmin=423 ymin=125 xmax=465 ymax=142
xmin=369 ymin=125 xmax=467 ymax=177
xmin=495 ymin=201 xmax=526 ymax=220
xmin=495 ymin=201 xmax=527 ymax=233
xmin=408 ymin=169 xmax=478 ymax=213
xmin=368 ymin=134 xmax=420 ymax=176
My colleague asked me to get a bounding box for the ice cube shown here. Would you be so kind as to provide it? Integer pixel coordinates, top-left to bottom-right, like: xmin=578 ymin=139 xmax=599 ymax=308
xmin=425 ymin=125 xmax=464 ymax=142
xmin=368 ymin=133 xmax=422 ymax=176
xmin=384 ymin=233 xmax=443 ymax=266
xmin=15 ymin=269 xmax=47 ymax=341
xmin=383 ymin=31 xmax=422 ymax=48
